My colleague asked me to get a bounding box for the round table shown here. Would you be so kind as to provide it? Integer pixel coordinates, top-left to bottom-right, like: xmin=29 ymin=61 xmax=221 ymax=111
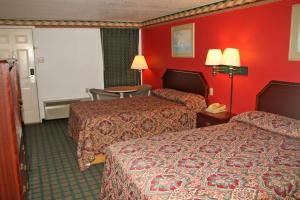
xmin=104 ymin=85 xmax=138 ymax=98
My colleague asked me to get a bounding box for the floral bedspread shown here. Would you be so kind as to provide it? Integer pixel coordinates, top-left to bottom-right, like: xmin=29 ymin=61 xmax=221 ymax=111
xmin=100 ymin=111 xmax=300 ymax=200
xmin=68 ymin=94 xmax=206 ymax=171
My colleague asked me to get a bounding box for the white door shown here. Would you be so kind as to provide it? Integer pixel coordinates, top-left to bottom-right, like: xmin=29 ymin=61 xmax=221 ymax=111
xmin=0 ymin=28 xmax=40 ymax=124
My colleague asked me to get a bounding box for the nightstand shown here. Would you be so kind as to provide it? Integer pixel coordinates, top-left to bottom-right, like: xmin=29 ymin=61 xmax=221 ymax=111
xmin=196 ymin=111 xmax=232 ymax=128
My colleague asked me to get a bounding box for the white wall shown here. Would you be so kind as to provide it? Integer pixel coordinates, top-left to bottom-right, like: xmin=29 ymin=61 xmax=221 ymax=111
xmin=33 ymin=28 xmax=104 ymax=119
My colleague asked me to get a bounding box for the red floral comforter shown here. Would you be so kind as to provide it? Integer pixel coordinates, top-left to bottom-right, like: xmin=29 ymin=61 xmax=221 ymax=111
xmin=68 ymin=94 xmax=206 ymax=171
xmin=100 ymin=111 xmax=300 ymax=200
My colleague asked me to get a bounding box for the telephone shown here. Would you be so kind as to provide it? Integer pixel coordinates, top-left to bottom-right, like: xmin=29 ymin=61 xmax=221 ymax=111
xmin=206 ymin=103 xmax=226 ymax=113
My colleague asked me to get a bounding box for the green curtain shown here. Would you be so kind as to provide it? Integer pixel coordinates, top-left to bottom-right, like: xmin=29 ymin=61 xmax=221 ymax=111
xmin=101 ymin=28 xmax=140 ymax=87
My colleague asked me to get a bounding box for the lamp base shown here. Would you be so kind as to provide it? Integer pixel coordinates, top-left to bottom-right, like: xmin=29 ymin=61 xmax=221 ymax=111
xmin=205 ymin=64 xmax=248 ymax=115
xmin=218 ymin=65 xmax=248 ymax=76
xmin=139 ymin=69 xmax=142 ymax=85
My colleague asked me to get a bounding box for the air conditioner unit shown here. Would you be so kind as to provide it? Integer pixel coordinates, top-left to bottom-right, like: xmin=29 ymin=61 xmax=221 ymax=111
xmin=44 ymin=98 xmax=90 ymax=120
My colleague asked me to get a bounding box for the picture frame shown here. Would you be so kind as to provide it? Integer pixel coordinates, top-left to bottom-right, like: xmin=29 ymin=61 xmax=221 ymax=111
xmin=171 ymin=23 xmax=195 ymax=58
xmin=289 ymin=4 xmax=300 ymax=61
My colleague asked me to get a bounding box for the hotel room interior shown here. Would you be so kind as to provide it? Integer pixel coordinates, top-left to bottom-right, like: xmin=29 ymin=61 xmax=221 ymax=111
xmin=1 ymin=0 xmax=300 ymax=199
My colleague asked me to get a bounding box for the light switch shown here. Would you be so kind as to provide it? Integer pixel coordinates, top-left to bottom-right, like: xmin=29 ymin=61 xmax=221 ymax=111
xmin=209 ymin=88 xmax=213 ymax=96
xmin=37 ymin=57 xmax=45 ymax=63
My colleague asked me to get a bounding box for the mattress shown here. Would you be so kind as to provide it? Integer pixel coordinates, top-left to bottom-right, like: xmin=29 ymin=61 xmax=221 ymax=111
xmin=68 ymin=89 xmax=206 ymax=171
xmin=100 ymin=111 xmax=300 ymax=199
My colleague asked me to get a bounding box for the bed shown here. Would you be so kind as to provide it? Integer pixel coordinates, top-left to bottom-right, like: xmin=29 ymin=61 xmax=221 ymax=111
xmin=100 ymin=80 xmax=300 ymax=200
xmin=68 ymin=69 xmax=209 ymax=170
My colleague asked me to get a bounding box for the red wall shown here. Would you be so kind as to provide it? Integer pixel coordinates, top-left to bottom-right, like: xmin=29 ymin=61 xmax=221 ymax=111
xmin=142 ymin=0 xmax=300 ymax=114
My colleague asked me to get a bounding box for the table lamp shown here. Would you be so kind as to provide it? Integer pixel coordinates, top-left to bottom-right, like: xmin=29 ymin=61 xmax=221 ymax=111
xmin=131 ymin=55 xmax=148 ymax=85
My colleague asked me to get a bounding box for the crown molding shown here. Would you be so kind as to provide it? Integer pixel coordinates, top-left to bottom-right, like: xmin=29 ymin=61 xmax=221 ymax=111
xmin=0 ymin=19 xmax=142 ymax=28
xmin=141 ymin=0 xmax=273 ymax=27
xmin=0 ymin=0 xmax=275 ymax=28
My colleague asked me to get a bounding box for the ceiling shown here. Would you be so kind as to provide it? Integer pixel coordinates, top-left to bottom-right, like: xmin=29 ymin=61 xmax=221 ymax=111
xmin=0 ymin=0 xmax=223 ymax=22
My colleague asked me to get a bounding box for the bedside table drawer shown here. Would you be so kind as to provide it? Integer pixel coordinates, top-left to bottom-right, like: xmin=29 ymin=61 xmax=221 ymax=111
xmin=197 ymin=118 xmax=219 ymax=127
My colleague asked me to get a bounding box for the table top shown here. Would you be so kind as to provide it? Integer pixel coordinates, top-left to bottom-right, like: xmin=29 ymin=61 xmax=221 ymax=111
xmin=104 ymin=85 xmax=139 ymax=93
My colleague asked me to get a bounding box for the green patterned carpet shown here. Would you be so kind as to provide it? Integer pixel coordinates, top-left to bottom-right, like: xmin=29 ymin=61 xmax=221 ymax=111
xmin=24 ymin=119 xmax=104 ymax=200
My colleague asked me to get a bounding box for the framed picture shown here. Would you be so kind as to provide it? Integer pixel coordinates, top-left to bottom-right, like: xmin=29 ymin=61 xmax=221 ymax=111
xmin=289 ymin=4 xmax=300 ymax=61
xmin=171 ymin=23 xmax=195 ymax=58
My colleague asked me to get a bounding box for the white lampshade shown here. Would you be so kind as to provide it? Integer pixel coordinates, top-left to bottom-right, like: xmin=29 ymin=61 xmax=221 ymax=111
xmin=131 ymin=55 xmax=148 ymax=70
xmin=220 ymin=48 xmax=240 ymax=67
xmin=205 ymin=49 xmax=222 ymax=66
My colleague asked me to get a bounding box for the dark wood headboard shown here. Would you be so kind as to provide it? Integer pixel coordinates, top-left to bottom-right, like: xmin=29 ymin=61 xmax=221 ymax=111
xmin=256 ymin=80 xmax=300 ymax=120
xmin=162 ymin=69 xmax=209 ymax=100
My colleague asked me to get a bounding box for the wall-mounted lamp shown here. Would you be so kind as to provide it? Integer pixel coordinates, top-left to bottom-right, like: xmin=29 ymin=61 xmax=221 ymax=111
xmin=205 ymin=48 xmax=248 ymax=114
xmin=205 ymin=49 xmax=223 ymax=76
xmin=219 ymin=48 xmax=248 ymax=77
xmin=131 ymin=55 xmax=148 ymax=85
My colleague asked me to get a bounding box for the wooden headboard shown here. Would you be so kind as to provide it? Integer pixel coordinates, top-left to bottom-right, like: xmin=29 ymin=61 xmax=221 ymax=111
xmin=256 ymin=80 xmax=300 ymax=120
xmin=162 ymin=69 xmax=209 ymax=100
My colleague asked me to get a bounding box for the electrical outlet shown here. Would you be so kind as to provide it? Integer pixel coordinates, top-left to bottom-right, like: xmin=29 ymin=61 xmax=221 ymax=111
xmin=209 ymin=88 xmax=214 ymax=96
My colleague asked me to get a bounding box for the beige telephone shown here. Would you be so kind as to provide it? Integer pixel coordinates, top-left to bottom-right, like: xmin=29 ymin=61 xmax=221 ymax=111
xmin=206 ymin=103 xmax=226 ymax=113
